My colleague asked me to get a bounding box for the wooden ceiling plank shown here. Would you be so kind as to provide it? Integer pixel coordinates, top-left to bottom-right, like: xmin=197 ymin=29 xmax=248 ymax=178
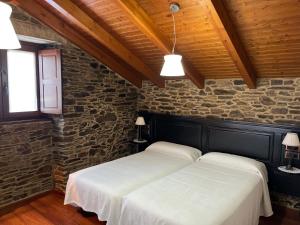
xmin=11 ymin=0 xmax=142 ymax=88
xmin=200 ymin=0 xmax=257 ymax=88
xmin=115 ymin=0 xmax=205 ymax=88
xmin=44 ymin=0 xmax=165 ymax=88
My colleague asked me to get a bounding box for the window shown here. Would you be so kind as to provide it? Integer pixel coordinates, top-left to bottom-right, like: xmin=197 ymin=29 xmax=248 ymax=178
xmin=7 ymin=49 xmax=38 ymax=113
xmin=0 ymin=42 xmax=62 ymax=121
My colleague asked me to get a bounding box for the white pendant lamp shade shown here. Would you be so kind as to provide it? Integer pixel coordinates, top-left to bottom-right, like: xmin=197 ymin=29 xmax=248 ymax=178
xmin=0 ymin=2 xmax=21 ymax=49
xmin=282 ymin=132 xmax=300 ymax=147
xmin=160 ymin=3 xmax=185 ymax=77
xmin=160 ymin=54 xmax=185 ymax=76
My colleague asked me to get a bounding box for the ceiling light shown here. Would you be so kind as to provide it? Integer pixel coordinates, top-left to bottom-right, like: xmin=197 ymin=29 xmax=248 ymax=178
xmin=160 ymin=2 xmax=185 ymax=77
xmin=0 ymin=2 xmax=21 ymax=49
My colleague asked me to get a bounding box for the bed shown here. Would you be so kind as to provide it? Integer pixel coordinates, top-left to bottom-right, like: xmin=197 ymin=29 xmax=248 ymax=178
xmin=119 ymin=152 xmax=273 ymax=225
xmin=143 ymin=112 xmax=300 ymax=197
xmin=64 ymin=141 xmax=201 ymax=225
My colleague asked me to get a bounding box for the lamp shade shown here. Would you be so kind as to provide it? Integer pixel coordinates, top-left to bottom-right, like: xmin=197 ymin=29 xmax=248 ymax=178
xmin=0 ymin=2 xmax=21 ymax=49
xmin=282 ymin=132 xmax=300 ymax=147
xmin=160 ymin=54 xmax=185 ymax=76
xmin=135 ymin=116 xmax=145 ymax=126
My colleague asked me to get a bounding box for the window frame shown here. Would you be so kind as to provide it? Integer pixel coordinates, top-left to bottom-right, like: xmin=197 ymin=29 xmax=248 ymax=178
xmin=0 ymin=51 xmax=4 ymax=121
xmin=0 ymin=41 xmax=42 ymax=121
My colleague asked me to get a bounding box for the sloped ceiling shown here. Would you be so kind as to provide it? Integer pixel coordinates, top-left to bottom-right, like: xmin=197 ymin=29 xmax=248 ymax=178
xmin=9 ymin=0 xmax=300 ymax=88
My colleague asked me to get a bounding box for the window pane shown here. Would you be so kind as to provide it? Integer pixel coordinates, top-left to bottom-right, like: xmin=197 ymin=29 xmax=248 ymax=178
xmin=7 ymin=50 xmax=38 ymax=113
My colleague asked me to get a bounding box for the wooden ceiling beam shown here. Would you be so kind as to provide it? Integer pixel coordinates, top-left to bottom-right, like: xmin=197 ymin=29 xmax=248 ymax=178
xmin=200 ymin=0 xmax=257 ymax=88
xmin=44 ymin=0 xmax=165 ymax=88
xmin=10 ymin=0 xmax=143 ymax=88
xmin=115 ymin=0 xmax=205 ymax=88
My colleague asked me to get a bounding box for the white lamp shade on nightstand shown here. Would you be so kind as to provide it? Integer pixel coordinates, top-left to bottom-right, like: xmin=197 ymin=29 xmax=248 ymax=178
xmin=135 ymin=116 xmax=145 ymax=126
xmin=282 ymin=133 xmax=300 ymax=147
xmin=0 ymin=2 xmax=21 ymax=49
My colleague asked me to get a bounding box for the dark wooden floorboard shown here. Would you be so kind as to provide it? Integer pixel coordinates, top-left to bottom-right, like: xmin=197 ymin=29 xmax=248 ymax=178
xmin=0 ymin=192 xmax=104 ymax=225
xmin=0 ymin=192 xmax=299 ymax=225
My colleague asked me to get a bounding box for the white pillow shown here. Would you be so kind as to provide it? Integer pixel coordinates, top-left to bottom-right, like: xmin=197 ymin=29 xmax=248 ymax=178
xmin=145 ymin=141 xmax=201 ymax=161
xmin=199 ymin=152 xmax=268 ymax=182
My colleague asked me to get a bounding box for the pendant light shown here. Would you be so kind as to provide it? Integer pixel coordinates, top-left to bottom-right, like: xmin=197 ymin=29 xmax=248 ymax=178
xmin=160 ymin=2 xmax=185 ymax=77
xmin=0 ymin=2 xmax=21 ymax=49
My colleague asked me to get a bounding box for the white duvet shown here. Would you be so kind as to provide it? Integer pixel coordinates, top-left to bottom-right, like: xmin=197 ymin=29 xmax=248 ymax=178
xmin=119 ymin=153 xmax=273 ymax=225
xmin=64 ymin=142 xmax=201 ymax=225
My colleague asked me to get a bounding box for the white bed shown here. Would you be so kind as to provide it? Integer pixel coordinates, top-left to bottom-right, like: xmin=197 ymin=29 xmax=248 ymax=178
xmin=64 ymin=141 xmax=201 ymax=225
xmin=119 ymin=152 xmax=273 ymax=225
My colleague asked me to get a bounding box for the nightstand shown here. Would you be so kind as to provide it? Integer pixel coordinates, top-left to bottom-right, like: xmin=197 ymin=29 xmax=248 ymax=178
xmin=270 ymin=167 xmax=300 ymax=197
xmin=278 ymin=166 xmax=300 ymax=174
xmin=132 ymin=139 xmax=148 ymax=153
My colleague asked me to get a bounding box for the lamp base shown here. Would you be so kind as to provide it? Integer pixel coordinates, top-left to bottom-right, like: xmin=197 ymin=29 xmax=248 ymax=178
xmin=133 ymin=138 xmax=147 ymax=143
xmin=278 ymin=166 xmax=300 ymax=174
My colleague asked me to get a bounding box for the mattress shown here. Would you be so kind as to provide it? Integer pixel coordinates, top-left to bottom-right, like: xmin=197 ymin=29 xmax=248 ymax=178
xmin=119 ymin=154 xmax=273 ymax=225
xmin=64 ymin=142 xmax=200 ymax=225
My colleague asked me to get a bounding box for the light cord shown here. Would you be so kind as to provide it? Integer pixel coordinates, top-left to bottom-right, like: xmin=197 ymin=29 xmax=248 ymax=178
xmin=171 ymin=12 xmax=176 ymax=54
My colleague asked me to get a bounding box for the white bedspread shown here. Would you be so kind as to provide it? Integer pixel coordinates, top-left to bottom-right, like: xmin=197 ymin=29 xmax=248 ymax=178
xmin=119 ymin=160 xmax=273 ymax=225
xmin=64 ymin=150 xmax=196 ymax=225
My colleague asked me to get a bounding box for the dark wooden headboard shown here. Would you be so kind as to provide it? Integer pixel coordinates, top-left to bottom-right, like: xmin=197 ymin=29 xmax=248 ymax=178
xmin=141 ymin=111 xmax=300 ymax=197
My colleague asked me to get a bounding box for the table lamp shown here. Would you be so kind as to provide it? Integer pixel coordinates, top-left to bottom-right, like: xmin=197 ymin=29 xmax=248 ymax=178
xmin=280 ymin=132 xmax=300 ymax=172
xmin=135 ymin=116 xmax=145 ymax=141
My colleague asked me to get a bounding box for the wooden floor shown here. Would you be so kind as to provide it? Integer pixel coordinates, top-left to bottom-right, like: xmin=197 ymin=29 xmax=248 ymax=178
xmin=0 ymin=192 xmax=299 ymax=225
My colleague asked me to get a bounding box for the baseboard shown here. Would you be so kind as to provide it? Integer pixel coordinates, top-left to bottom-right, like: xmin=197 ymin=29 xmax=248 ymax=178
xmin=0 ymin=189 xmax=53 ymax=217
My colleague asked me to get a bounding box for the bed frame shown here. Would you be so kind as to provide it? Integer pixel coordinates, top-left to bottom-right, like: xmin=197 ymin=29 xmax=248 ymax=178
xmin=141 ymin=111 xmax=300 ymax=197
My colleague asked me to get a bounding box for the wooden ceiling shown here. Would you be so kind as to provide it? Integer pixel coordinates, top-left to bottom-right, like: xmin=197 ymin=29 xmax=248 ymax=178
xmin=9 ymin=0 xmax=300 ymax=88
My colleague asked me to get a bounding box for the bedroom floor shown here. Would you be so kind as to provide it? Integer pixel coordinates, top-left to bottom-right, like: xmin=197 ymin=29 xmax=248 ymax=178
xmin=0 ymin=192 xmax=299 ymax=225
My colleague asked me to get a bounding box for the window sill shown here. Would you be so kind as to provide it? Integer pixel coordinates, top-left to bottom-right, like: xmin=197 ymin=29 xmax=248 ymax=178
xmin=0 ymin=117 xmax=52 ymax=126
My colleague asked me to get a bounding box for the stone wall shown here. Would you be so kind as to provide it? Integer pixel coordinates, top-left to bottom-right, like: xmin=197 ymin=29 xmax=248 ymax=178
xmin=0 ymin=120 xmax=53 ymax=207
xmin=53 ymin=46 xmax=137 ymax=191
xmin=139 ymin=79 xmax=300 ymax=125
xmin=138 ymin=79 xmax=300 ymax=210
xmin=11 ymin=6 xmax=138 ymax=193
xmin=0 ymin=5 xmax=138 ymax=207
